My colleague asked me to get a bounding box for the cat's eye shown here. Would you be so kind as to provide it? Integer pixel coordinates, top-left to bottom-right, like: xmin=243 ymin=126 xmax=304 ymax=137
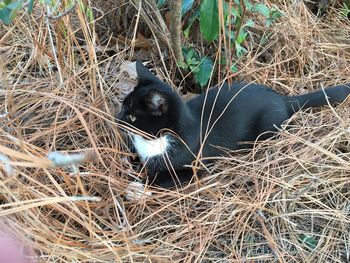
xmin=129 ymin=115 xmax=136 ymax=122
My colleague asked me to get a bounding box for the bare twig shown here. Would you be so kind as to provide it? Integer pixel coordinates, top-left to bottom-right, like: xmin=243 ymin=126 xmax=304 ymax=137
xmin=169 ymin=0 xmax=184 ymax=64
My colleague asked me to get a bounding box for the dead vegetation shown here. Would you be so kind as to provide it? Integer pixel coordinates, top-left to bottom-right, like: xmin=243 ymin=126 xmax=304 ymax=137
xmin=0 ymin=1 xmax=349 ymax=262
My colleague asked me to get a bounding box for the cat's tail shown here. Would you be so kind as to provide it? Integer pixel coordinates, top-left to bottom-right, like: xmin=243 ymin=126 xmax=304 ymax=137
xmin=286 ymin=83 xmax=350 ymax=114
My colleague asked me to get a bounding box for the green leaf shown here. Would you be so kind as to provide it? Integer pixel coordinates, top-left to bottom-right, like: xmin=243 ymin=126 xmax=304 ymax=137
xmin=177 ymin=60 xmax=188 ymax=69
xmin=7 ymin=0 xmax=24 ymax=11
xmin=244 ymin=18 xmax=255 ymax=28
xmin=183 ymin=27 xmax=190 ymax=38
xmin=270 ymin=7 xmax=282 ymax=20
xmin=222 ymin=0 xmax=229 ymax=25
xmin=341 ymin=3 xmax=350 ymax=18
xmin=183 ymin=47 xmax=199 ymax=63
xmin=235 ymin=42 xmax=247 ymax=58
xmin=189 ymin=64 xmax=200 ymax=73
xmin=254 ymin=3 xmax=270 ymax=17
xmin=244 ymin=0 xmax=253 ymax=11
xmin=181 ymin=0 xmax=194 ymax=16
xmin=187 ymin=57 xmax=199 ymax=67
xmin=199 ymin=0 xmax=219 ymax=42
xmin=78 ymin=1 xmax=85 ymax=12
xmin=219 ymin=57 xmax=227 ymax=65
xmin=298 ymin=234 xmax=318 ymax=250
xmin=0 ymin=0 xmax=24 ymax=24
xmin=184 ymin=9 xmax=199 ymax=38
xmin=0 ymin=8 xmax=12 ymax=24
xmin=27 ymin=0 xmax=35 ymax=13
xmin=194 ymin=57 xmax=213 ymax=87
xmin=86 ymin=6 xmax=94 ymax=23
xmin=236 ymin=29 xmax=247 ymax=45
xmin=231 ymin=5 xmax=241 ymax=18
xmin=265 ymin=18 xmax=272 ymax=27
xmin=231 ymin=6 xmax=241 ymax=28
xmin=260 ymin=32 xmax=271 ymax=45
xmin=157 ymin=0 xmax=166 ymax=7
xmin=44 ymin=0 xmax=54 ymax=6
xmin=264 ymin=8 xmax=282 ymax=27
xmin=230 ymin=64 xmax=238 ymax=72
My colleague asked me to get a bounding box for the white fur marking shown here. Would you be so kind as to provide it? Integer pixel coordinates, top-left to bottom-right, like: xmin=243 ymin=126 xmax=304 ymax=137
xmin=131 ymin=134 xmax=170 ymax=162
xmin=152 ymin=93 xmax=164 ymax=106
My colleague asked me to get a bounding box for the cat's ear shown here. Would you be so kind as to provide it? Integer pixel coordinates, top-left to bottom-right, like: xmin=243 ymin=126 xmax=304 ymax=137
xmin=136 ymin=61 xmax=162 ymax=85
xmin=145 ymin=89 xmax=168 ymax=116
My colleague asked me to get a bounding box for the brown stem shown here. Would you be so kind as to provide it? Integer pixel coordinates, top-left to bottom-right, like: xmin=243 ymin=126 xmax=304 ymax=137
xmin=169 ymin=0 xmax=184 ymax=64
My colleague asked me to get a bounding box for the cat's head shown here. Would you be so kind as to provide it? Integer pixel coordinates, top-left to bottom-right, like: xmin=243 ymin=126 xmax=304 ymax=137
xmin=117 ymin=61 xmax=183 ymax=136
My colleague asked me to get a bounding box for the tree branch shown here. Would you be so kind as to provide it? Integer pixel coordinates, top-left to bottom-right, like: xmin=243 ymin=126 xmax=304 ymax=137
xmin=169 ymin=0 xmax=184 ymax=64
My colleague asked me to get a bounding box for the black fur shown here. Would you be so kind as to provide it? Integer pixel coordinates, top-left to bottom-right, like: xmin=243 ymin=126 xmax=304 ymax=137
xmin=117 ymin=61 xmax=350 ymax=188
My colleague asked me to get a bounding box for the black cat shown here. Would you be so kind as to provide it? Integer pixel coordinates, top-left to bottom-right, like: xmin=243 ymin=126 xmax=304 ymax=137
xmin=117 ymin=61 xmax=349 ymax=188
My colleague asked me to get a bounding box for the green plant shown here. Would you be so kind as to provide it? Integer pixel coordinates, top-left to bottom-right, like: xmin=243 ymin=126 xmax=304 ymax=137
xmin=341 ymin=2 xmax=350 ymax=19
xmin=179 ymin=47 xmax=214 ymax=87
xmin=157 ymin=0 xmax=194 ymax=17
xmin=298 ymin=234 xmax=318 ymax=250
xmin=181 ymin=0 xmax=282 ymax=88
xmin=0 ymin=0 xmax=86 ymax=24
xmin=0 ymin=0 xmax=34 ymax=24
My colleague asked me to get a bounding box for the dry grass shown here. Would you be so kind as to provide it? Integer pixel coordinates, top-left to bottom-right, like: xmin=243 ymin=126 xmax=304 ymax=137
xmin=0 ymin=1 xmax=349 ymax=262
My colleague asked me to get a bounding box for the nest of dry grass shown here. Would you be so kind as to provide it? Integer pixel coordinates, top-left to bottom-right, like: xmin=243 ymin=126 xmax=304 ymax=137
xmin=0 ymin=1 xmax=349 ymax=262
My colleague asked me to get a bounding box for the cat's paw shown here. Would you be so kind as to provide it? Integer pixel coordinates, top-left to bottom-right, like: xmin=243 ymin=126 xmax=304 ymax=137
xmin=125 ymin=181 xmax=152 ymax=202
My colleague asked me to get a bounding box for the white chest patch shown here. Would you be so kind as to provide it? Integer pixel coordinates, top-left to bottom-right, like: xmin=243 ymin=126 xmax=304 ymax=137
xmin=131 ymin=134 xmax=170 ymax=162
